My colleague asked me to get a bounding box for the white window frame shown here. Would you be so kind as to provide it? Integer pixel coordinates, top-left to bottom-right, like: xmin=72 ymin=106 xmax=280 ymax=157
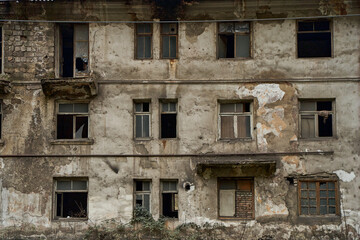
xmin=134 ymin=180 xmax=152 ymax=213
xmin=134 ymin=101 xmax=151 ymax=140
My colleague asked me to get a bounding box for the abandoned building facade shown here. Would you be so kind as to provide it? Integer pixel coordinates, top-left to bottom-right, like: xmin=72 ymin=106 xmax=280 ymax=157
xmin=0 ymin=0 xmax=359 ymax=239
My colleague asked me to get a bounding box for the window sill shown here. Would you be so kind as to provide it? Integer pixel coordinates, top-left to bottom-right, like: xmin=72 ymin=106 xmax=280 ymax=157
xmin=217 ymin=57 xmax=252 ymax=61
xmin=296 ymin=215 xmax=340 ymax=224
xmin=134 ymin=138 xmax=153 ymax=141
xmin=50 ymin=139 xmax=94 ymax=145
xmin=53 ymin=217 xmax=88 ymax=222
xmin=219 ymin=138 xmax=253 ymax=142
xmin=299 ymin=137 xmax=337 ymax=141
xmin=219 ymin=217 xmax=254 ymax=221
xmin=297 ymin=56 xmax=333 ymax=59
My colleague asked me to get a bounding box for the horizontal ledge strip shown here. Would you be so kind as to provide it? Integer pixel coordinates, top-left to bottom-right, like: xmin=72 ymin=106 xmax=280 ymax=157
xmin=0 ymin=151 xmax=334 ymax=158
xmin=10 ymin=78 xmax=360 ymax=86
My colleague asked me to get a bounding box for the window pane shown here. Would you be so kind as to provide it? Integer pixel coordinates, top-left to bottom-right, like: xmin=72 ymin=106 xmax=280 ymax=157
xmin=237 ymin=116 xmax=251 ymax=138
xmin=162 ymin=36 xmax=169 ymax=58
xmin=309 ymin=182 xmax=316 ymax=189
xmin=161 ymin=24 xmax=170 ymax=34
xmin=75 ymin=116 xmax=88 ymax=139
xmin=300 ymin=199 xmax=308 ymax=206
xmin=301 ymin=115 xmax=315 ymax=138
xmin=328 ymin=182 xmax=335 ymax=189
xmin=135 ymin=103 xmax=142 ymax=112
xmin=57 ymin=115 xmax=73 ymax=139
xmin=170 ymin=36 xmax=177 ymax=58
xmin=143 ymin=115 xmax=150 ymax=137
xmin=219 ymin=23 xmax=234 ymax=33
xmin=57 ymin=181 xmax=71 ymax=190
xmin=320 ymin=182 xmax=327 ymax=189
xmin=318 ymin=114 xmax=332 ymax=137
xmin=320 ymin=190 xmax=327 ymax=197
xmin=309 ymin=207 xmax=317 ymax=215
xmin=320 ymin=199 xmax=327 ymax=205
xmin=162 ymin=103 xmax=168 ymax=112
xmin=320 ymin=206 xmax=327 ymax=214
xmin=143 ymin=181 xmax=150 ymax=191
xmin=236 ymin=34 xmax=250 ymax=58
xmin=220 ymin=104 xmax=235 ymax=113
xmin=301 ymin=207 xmax=308 ymax=214
xmin=329 ymin=206 xmax=336 ymax=214
xmin=75 ymin=24 xmax=89 ymax=41
xmin=317 ymin=101 xmax=332 ymax=111
xmin=300 ymin=182 xmax=308 ymax=189
xmin=235 ymin=22 xmax=249 ymax=33
xmin=328 ymin=191 xmax=335 ymax=197
xmin=73 ymin=181 xmax=87 ymax=190
xmin=219 ymin=180 xmax=236 ymax=190
xmin=221 ymin=116 xmax=234 ymax=139
xmin=135 ymin=115 xmax=142 ymax=138
xmin=137 ymin=36 xmax=145 ymax=58
xmin=169 ymin=181 xmax=177 ymax=191
xmin=75 ymin=41 xmax=89 ymax=58
xmin=136 ymin=181 xmax=143 ymax=191
xmin=142 ymin=102 xmax=149 ymax=112
xmin=144 ymin=194 xmax=150 ymax=211
xmin=298 ymin=22 xmax=313 ymax=31
xmin=144 ymin=36 xmax=151 ymax=58
xmin=161 ymin=114 xmax=176 ymax=138
xmin=235 ymin=103 xmax=243 ymax=113
xmin=314 ymin=21 xmax=330 ymax=31
xmin=300 ymin=102 xmax=316 ymax=111
xmin=169 ymin=103 xmax=176 ymax=112
xmin=218 ymin=34 xmax=227 ymax=58
xmin=328 ymin=198 xmax=335 ymax=205
xmin=74 ymin=103 xmax=88 ymax=113
xmin=162 ymin=181 xmax=169 ymax=191
xmin=219 ymin=189 xmax=235 ymax=217
xmin=301 ymin=191 xmax=308 ymax=198
xmin=309 ymin=191 xmax=316 ymax=198
xmin=59 ymin=104 xmax=73 ymax=113
xmin=309 ymin=199 xmax=316 ymax=206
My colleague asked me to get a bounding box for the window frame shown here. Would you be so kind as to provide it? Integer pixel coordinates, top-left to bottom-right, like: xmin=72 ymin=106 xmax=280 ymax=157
xmin=160 ymin=23 xmax=178 ymax=59
xmin=299 ymin=99 xmax=335 ymax=139
xmin=296 ymin=19 xmax=333 ymax=58
xmin=134 ymin=179 xmax=152 ymax=213
xmin=0 ymin=26 xmax=3 ymax=74
xmin=217 ymin=178 xmax=255 ymax=220
xmin=135 ymin=23 xmax=153 ymax=60
xmin=134 ymin=100 xmax=151 ymax=140
xmin=0 ymin=101 xmax=2 ymax=140
xmin=55 ymin=23 xmax=90 ymax=78
xmin=53 ymin=177 xmax=88 ymax=221
xmin=218 ymin=101 xmax=253 ymax=140
xmin=298 ymin=179 xmax=340 ymax=216
xmin=160 ymin=180 xmax=179 ymax=219
xmin=159 ymin=99 xmax=178 ymax=139
xmin=56 ymin=102 xmax=90 ymax=140
xmin=217 ymin=21 xmax=252 ymax=59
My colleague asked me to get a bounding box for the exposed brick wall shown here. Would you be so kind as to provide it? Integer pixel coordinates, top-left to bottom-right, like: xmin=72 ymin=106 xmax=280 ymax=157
xmin=235 ymin=191 xmax=254 ymax=219
xmin=3 ymin=22 xmax=55 ymax=80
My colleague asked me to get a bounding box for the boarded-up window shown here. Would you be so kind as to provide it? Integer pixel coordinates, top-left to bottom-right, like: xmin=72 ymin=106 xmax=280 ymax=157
xmin=299 ymin=100 xmax=334 ymax=138
xmin=161 ymin=23 xmax=178 ymax=59
xmin=299 ymin=180 xmax=339 ymax=215
xmin=57 ymin=103 xmax=89 ymax=139
xmin=134 ymin=101 xmax=151 ymax=139
xmin=161 ymin=180 xmax=178 ymax=218
xmin=58 ymin=24 xmax=89 ymax=77
xmin=218 ymin=22 xmax=250 ymax=58
xmin=54 ymin=178 xmax=88 ymax=219
xmin=134 ymin=180 xmax=151 ymax=213
xmin=297 ymin=20 xmax=331 ymax=58
xmin=219 ymin=102 xmax=251 ymax=139
xmin=219 ymin=179 xmax=254 ymax=219
xmin=136 ymin=24 xmax=152 ymax=59
xmin=160 ymin=101 xmax=177 ymax=138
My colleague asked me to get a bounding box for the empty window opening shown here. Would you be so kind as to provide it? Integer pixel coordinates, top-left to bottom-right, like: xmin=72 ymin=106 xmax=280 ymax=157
xmin=219 ymin=178 xmax=254 ymax=220
xmin=218 ymin=22 xmax=250 ymax=58
xmin=59 ymin=24 xmax=89 ymax=77
xmin=136 ymin=24 xmax=152 ymax=59
xmin=161 ymin=23 xmax=178 ymax=59
xmin=297 ymin=20 xmax=331 ymax=58
xmin=134 ymin=102 xmax=151 ymax=139
xmin=57 ymin=103 xmax=89 ymax=139
xmin=160 ymin=101 xmax=177 ymax=138
xmin=54 ymin=179 xmax=88 ymax=219
xmin=134 ymin=180 xmax=151 ymax=213
xmin=299 ymin=180 xmax=339 ymax=215
xmin=300 ymin=100 xmax=333 ymax=138
xmin=161 ymin=180 xmax=178 ymax=218
xmin=219 ymin=102 xmax=252 ymax=139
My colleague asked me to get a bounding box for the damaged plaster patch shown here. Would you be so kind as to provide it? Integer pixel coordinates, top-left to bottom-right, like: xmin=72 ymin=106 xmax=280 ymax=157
xmin=333 ymin=170 xmax=355 ymax=182
xmin=0 ymin=158 xmax=4 ymax=169
xmin=237 ymin=84 xmax=286 ymax=151
xmin=281 ymin=156 xmax=305 ymax=174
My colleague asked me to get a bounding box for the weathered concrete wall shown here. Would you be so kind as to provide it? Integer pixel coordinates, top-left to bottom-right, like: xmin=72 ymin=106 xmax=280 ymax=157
xmin=0 ymin=14 xmax=359 ymax=240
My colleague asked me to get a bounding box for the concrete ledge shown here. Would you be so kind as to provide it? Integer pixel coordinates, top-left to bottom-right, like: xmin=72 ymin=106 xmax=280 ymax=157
xmin=41 ymin=78 xmax=97 ymax=99
xmin=50 ymin=139 xmax=94 ymax=145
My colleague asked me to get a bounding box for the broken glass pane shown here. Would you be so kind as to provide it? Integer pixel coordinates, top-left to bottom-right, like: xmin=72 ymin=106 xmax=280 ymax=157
xmin=301 ymin=115 xmax=315 ymax=138
xmin=142 ymin=102 xmax=149 ymax=112
xmin=73 ymin=181 xmax=87 ymax=190
xmin=75 ymin=116 xmax=88 ymax=139
xmin=300 ymin=102 xmax=316 ymax=111
xmin=219 ymin=23 xmax=234 ymax=33
xmin=57 ymin=181 xmax=71 ymax=190
xmin=57 ymin=115 xmax=73 ymax=139
xmin=317 ymin=101 xmax=332 ymax=111
xmin=235 ymin=22 xmax=249 ymax=33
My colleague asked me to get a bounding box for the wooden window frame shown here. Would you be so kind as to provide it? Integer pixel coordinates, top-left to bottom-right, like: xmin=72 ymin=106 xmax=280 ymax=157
xmin=299 ymin=99 xmax=335 ymax=139
xmin=296 ymin=19 xmax=333 ymax=58
xmin=135 ymin=23 xmax=153 ymax=59
xmin=298 ymin=180 xmax=340 ymax=216
xmin=160 ymin=23 xmax=178 ymax=59
xmin=56 ymin=102 xmax=89 ymax=140
xmin=217 ymin=22 xmax=251 ymax=59
xmin=134 ymin=180 xmax=152 ymax=213
xmin=160 ymin=180 xmax=179 ymax=218
xmin=218 ymin=101 xmax=253 ymax=140
xmin=134 ymin=100 xmax=151 ymax=140
xmin=218 ymin=178 xmax=255 ymax=220
xmin=53 ymin=177 xmax=88 ymax=220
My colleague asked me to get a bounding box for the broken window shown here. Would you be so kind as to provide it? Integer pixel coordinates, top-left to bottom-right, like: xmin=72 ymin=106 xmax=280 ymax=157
xmin=219 ymin=102 xmax=252 ymax=139
xmin=54 ymin=178 xmax=88 ymax=219
xmin=134 ymin=180 xmax=151 ymax=213
xmin=136 ymin=23 xmax=152 ymax=59
xmin=161 ymin=23 xmax=178 ymax=59
xmin=218 ymin=22 xmax=250 ymax=58
xmin=134 ymin=101 xmax=151 ymax=139
xmin=299 ymin=100 xmax=334 ymax=138
xmin=219 ymin=178 xmax=254 ymax=220
xmin=299 ymin=180 xmax=339 ymax=215
xmin=161 ymin=180 xmax=178 ymax=218
xmin=297 ymin=20 xmax=331 ymax=58
xmin=58 ymin=24 xmax=89 ymax=77
xmin=57 ymin=103 xmax=89 ymax=139
xmin=160 ymin=101 xmax=177 ymax=138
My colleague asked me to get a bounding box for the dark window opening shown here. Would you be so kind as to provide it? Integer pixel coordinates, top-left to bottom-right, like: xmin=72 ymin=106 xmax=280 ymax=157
xmin=218 ymin=22 xmax=250 ymax=59
xmin=57 ymin=103 xmax=89 ymax=140
xmin=162 ymin=193 xmax=178 ymax=218
xmin=298 ymin=20 xmax=331 ymax=58
xmin=57 ymin=115 xmax=73 ymax=139
xmin=161 ymin=114 xmax=176 ymax=138
xmin=219 ymin=35 xmax=234 ymax=58
xmin=60 ymin=24 xmax=74 ymax=77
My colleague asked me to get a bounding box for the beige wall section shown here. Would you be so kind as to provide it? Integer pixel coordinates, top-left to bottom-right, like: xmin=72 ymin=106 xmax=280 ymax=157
xmin=90 ymin=17 xmax=360 ymax=81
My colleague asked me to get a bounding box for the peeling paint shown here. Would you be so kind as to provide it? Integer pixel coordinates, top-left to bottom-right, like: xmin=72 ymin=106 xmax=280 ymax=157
xmin=333 ymin=170 xmax=356 ymax=182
